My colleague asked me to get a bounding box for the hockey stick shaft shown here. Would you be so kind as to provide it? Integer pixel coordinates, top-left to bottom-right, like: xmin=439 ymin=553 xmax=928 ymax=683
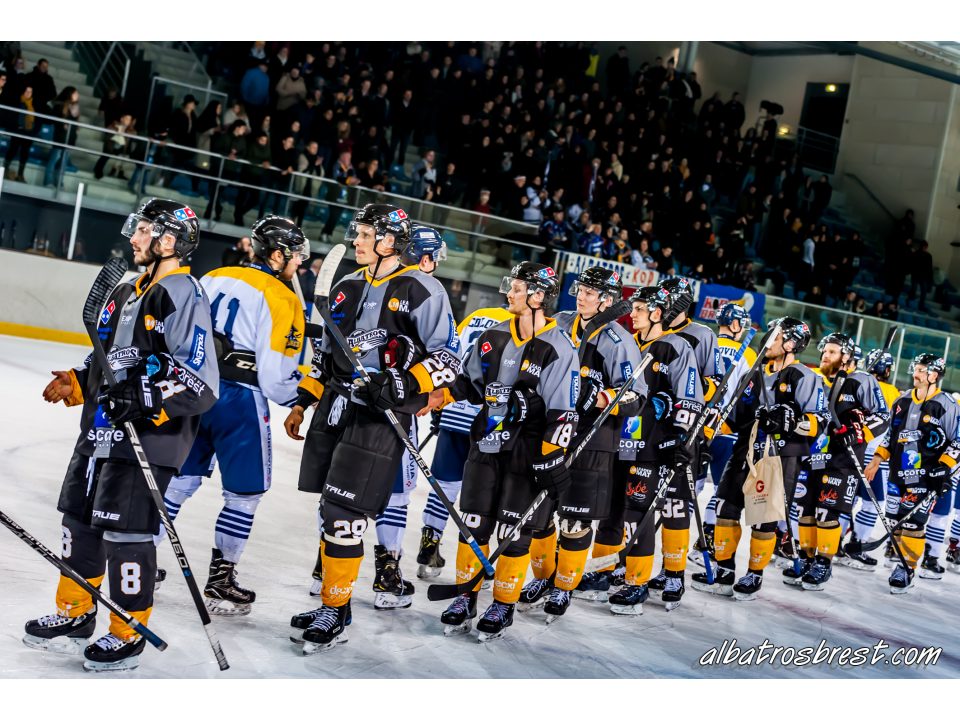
xmin=82 ymin=263 xmax=229 ymax=670
xmin=316 ymin=302 xmax=495 ymax=577
xmin=418 ymin=428 xmax=437 ymax=452
xmin=860 ymin=490 xmax=937 ymax=552
xmin=0 ymin=508 xmax=168 ymax=651
xmin=290 ymin=273 xmax=321 ymax=358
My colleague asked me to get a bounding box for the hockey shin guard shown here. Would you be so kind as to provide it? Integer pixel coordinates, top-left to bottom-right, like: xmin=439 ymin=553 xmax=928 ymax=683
xmin=529 ymin=526 xmax=557 ymax=580
xmin=104 ymin=536 xmax=156 ymax=639
xmin=56 ymin=515 xmax=106 ymax=617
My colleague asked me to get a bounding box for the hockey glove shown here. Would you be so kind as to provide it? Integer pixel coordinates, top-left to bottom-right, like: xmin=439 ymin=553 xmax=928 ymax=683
xmin=97 ymin=355 xmax=166 ymax=425
xmin=928 ymin=464 xmax=953 ymax=497
xmin=532 ymin=450 xmax=572 ymax=500
xmin=830 ymin=408 xmax=865 ymax=445
xmin=759 ymin=404 xmax=796 ymax=435
xmin=576 ymin=377 xmax=602 ymax=414
xmin=430 ymin=409 xmax=443 ymax=436
xmin=506 ymin=386 xmax=545 ymax=426
xmin=669 ymin=438 xmax=692 ymax=471
xmin=355 ymin=367 xmax=412 ymax=411
xmin=650 ymin=391 xmax=675 ymax=421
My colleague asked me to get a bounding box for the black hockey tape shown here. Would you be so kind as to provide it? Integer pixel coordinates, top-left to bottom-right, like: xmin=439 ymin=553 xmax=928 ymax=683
xmin=82 ymin=257 xmax=127 ymax=327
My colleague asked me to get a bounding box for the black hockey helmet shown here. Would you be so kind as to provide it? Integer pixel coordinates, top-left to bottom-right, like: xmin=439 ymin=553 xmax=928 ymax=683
xmin=658 ymin=276 xmax=694 ymax=325
xmin=500 ymin=261 xmax=560 ymax=305
xmin=251 ymin=215 xmax=309 ymax=265
xmin=909 ymin=353 xmax=946 ymax=380
xmin=121 ymin=197 xmax=200 ymax=259
xmin=768 ymin=316 xmax=811 ymax=354
xmin=629 ymin=285 xmax=671 ymax=322
xmin=866 ymin=348 xmax=894 ymax=379
xmin=345 ymin=203 xmax=412 ymax=259
xmin=817 ymin=332 xmax=856 ymax=362
xmin=570 ymin=265 xmax=623 ymax=301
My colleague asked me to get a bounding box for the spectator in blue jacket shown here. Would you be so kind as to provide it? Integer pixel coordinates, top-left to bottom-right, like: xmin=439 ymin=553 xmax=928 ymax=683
xmin=578 ymin=223 xmax=603 ymax=257
xmin=241 ymin=61 xmax=271 ymax=128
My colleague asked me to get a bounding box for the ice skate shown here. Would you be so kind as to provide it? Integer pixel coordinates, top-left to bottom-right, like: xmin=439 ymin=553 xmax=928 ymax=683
xmin=372 ymin=545 xmax=414 ymax=610
xmin=23 ymin=609 xmax=97 ymax=655
xmin=660 ymin=574 xmax=685 ymax=611
xmin=732 ymin=572 xmax=763 ymax=601
xmin=543 ymin=588 xmax=571 ymax=624
xmin=440 ymin=592 xmax=477 ymax=636
xmin=83 ymin=633 xmax=145 ymax=672
xmin=204 ymin=548 xmax=255 ymax=616
xmin=646 ymin=569 xmax=668 ymax=600
xmin=572 ymin=570 xmax=614 ymax=602
xmin=835 ymin=540 xmax=878 ymax=571
xmin=416 ymin=526 xmax=445 ymax=580
xmin=691 ymin=567 xmax=734 ymax=597
xmin=476 ymin=600 xmax=515 ymax=642
xmin=946 ymin=538 xmax=960 ymax=573
xmin=801 ymin=558 xmax=832 ymax=591
xmin=782 ymin=557 xmax=811 ymax=587
xmin=308 ymin=547 xmax=323 ymax=597
xmin=517 ymin=576 xmax=552 ymax=611
xmin=290 ymin=602 xmax=352 ymax=643
xmin=301 ymin=604 xmax=351 ymax=654
xmin=888 ymin=564 xmax=915 ymax=594
xmin=608 ymin=583 xmax=648 ymax=615
xmin=919 ymin=545 xmax=944 ymax=580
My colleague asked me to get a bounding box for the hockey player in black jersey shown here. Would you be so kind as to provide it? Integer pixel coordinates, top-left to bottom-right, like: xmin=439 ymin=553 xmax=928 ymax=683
xmin=438 ymin=261 xmax=580 ymax=640
xmin=692 ymin=317 xmax=825 ymax=600
xmin=286 ymin=204 xmax=461 ymax=651
xmin=517 ymin=266 xmax=642 ymax=621
xmin=865 ymin=354 xmax=960 ymax=593
xmin=608 ymin=286 xmax=703 ymax=614
xmin=26 ymin=198 xmax=219 ymax=671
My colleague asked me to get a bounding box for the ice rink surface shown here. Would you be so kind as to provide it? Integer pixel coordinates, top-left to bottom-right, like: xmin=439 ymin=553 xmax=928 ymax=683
xmin=1 ymin=334 xmax=958 ymax=679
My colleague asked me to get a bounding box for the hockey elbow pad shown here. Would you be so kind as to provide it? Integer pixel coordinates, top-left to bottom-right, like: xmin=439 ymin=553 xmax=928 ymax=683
xmin=408 ymin=349 xmax=462 ymax=393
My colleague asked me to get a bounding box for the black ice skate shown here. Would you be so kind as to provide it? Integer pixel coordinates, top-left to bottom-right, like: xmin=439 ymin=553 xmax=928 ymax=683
xmin=660 ymin=573 xmax=685 ymax=611
xmin=517 ymin=576 xmax=552 ymax=611
xmin=801 ymin=558 xmax=832 ymax=591
xmin=301 ymin=604 xmax=351 ymax=654
xmin=732 ymin=571 xmax=763 ymax=601
xmin=372 ymin=545 xmax=415 ymax=610
xmin=23 ymin=608 xmax=97 ymax=654
xmin=772 ymin=530 xmax=797 ymax=569
xmin=946 ymin=538 xmax=960 ymax=573
xmin=608 ymin=583 xmax=648 ymax=615
xmin=883 ymin=541 xmax=897 ymax=568
xmin=543 ymin=588 xmax=571 ymax=624
xmin=204 ymin=548 xmax=255 ymax=616
xmin=440 ymin=592 xmax=478 ymax=636
xmin=836 ymin=538 xmax=878 ymax=572
xmin=154 ymin=568 xmax=166 ymax=591
xmin=647 ymin=568 xmax=668 ymax=600
xmin=688 ymin=525 xmax=715 ymax=568
xmin=476 ymin=600 xmax=515 ymax=642
xmin=888 ymin=564 xmax=915 ymax=594
xmin=919 ymin=544 xmax=944 ymax=580
xmin=782 ymin=557 xmax=811 ymax=587
xmin=83 ymin=633 xmax=146 ymax=672
xmin=691 ymin=566 xmax=734 ymax=597
xmin=572 ymin=570 xmax=614 ymax=602
xmin=416 ymin=526 xmax=446 ymax=579
xmin=309 ymin=546 xmax=323 ymax=597
xmin=290 ymin=601 xmax=352 ymax=643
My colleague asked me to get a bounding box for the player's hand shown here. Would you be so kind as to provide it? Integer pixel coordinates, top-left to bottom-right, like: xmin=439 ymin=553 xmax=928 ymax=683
xmin=532 ymin=453 xmax=571 ymax=500
xmin=416 ymin=389 xmax=446 ymax=417
xmin=43 ymin=370 xmax=74 ymax=403
xmin=864 ymin=456 xmax=881 ymax=482
xmin=928 ymin=465 xmax=953 ymax=497
xmin=97 ymin=374 xmax=162 ymax=425
xmin=284 ymin=405 xmax=305 ymax=440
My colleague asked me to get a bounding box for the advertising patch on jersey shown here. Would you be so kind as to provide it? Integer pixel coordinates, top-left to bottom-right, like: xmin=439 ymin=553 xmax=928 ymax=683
xmin=187 ymin=325 xmax=207 ymax=370
xmin=173 ymin=207 xmax=196 ymax=221
xmin=446 ymin=314 xmax=460 ymax=353
xmin=685 ymin=368 xmax=697 ymax=398
xmin=100 ymin=300 xmax=116 ymax=326
xmin=620 ymin=361 xmax=633 ymax=382
xmin=570 ymin=370 xmax=581 ymax=408
xmin=480 ymin=341 xmax=493 ymax=356
xmin=387 ymin=209 xmax=408 ymax=223
xmin=387 ymin=297 xmax=410 ymax=313
xmin=144 ymin=315 xmax=165 ymax=333
xmin=815 ymin=387 xmax=825 ymax=411
xmin=779 ymin=382 xmax=788 ymax=393
xmin=331 ymin=291 xmax=346 ymax=309
xmin=623 ymin=416 xmax=643 ymax=439
xmin=605 ymin=327 xmax=622 ymax=344
xmin=611 ymin=271 xmax=620 ymax=283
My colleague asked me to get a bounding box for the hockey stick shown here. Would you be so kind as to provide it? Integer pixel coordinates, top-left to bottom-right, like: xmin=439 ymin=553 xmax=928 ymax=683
xmin=0 ymin=508 xmax=168 ymax=651
xmin=290 ymin=273 xmax=321 ymax=359
xmin=584 ymin=324 xmax=771 ymax=574
xmin=426 ymin=352 xmax=655 ymax=601
xmin=828 ymin=372 xmax=913 ymax=570
xmin=314 ymin=246 xmax=495 ymax=577
xmin=82 ymin=258 xmax=229 ymax=671
xmin=418 ymin=428 xmax=437 ymax=453
xmin=575 ymin=300 xmax=632 ymax=363
xmin=856 ymin=493 xmax=938 ymax=552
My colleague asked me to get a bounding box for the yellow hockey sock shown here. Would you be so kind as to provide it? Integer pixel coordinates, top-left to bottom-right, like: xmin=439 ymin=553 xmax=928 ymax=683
xmin=56 ymin=574 xmax=104 ymax=618
xmin=591 ymin=542 xmax=622 ymax=573
xmin=529 ymin=530 xmax=557 ymax=580
xmin=748 ymin=534 xmax=776 ymax=571
xmin=898 ymin=534 xmax=926 ymax=568
xmin=455 ymin=540 xmax=490 ymax=593
xmin=493 ymin=553 xmax=530 ymax=604
xmin=714 ymin=524 xmax=742 ymax=562
xmin=555 ymin=546 xmax=590 ymax=591
xmin=320 ymin=549 xmax=362 ymax=607
xmin=817 ymin=525 xmax=842 ymax=558
xmin=798 ymin=522 xmax=818 ymax=558
xmin=625 ymin=555 xmax=654 ymax=586
xmin=109 ymin=608 xmax=152 ymax=640
xmin=662 ymin=527 xmax=689 ymax=573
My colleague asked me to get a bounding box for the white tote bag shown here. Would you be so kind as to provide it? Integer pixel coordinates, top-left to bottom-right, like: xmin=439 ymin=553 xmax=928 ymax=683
xmin=742 ymin=421 xmax=787 ymax=526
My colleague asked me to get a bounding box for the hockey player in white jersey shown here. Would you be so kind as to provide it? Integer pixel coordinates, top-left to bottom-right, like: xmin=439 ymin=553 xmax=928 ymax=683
xmin=159 ymin=216 xmax=308 ymax=615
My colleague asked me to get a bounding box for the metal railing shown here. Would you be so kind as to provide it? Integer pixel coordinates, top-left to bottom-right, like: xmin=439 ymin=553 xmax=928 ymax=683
xmin=796 ymin=126 xmax=841 ymax=174
xmin=145 ymin=77 xmax=228 ymax=136
xmin=70 ymin=41 xmax=132 ymax=97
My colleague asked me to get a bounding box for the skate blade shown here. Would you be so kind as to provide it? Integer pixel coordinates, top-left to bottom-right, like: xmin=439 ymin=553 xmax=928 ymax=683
xmin=374 ymin=593 xmax=413 ymax=610
xmin=517 ymin=599 xmax=546 ymax=613
xmin=889 ymin=584 xmax=914 ymax=595
xmin=544 ymin=612 xmax=565 ymax=625
xmin=800 ymin=582 xmax=827 ymax=591
xmin=732 ymin=590 xmax=759 ymax=602
xmin=949 ymin=563 xmax=960 ymax=574
xmin=442 ymin=620 xmax=473 ymax=636
xmin=417 ymin=564 xmax=443 ymax=580
xmin=302 ymin=634 xmax=348 ymax=655
xmin=833 ymin=558 xmax=877 ymax=572
xmin=477 ymin=630 xmax=505 ymax=643
xmin=918 ymin=570 xmax=943 ymax=580
xmin=205 ymin=598 xmax=252 ymax=616
xmin=290 ymin=631 xmax=306 ymax=644
xmin=691 ymin=580 xmax=733 ymax=597
xmin=663 ymin=600 xmax=682 ymax=612
xmin=572 ymin=589 xmax=610 ymax=602
xmin=883 ymin=558 xmax=897 ymax=569
xmin=309 ymin=580 xmax=323 ymax=597
xmin=781 ymin=575 xmax=804 ymax=587
xmin=609 ymin=603 xmax=643 ymax=616
xmin=772 ymin=556 xmax=793 ymax=570
xmin=22 ymin=634 xmax=87 ymax=655
xmin=83 ymin=657 xmax=140 ymax=672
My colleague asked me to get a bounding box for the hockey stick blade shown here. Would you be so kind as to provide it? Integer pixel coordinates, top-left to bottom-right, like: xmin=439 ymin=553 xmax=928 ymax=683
xmin=883 ymin=326 xmax=900 ymax=352
xmin=576 ymin=300 xmax=632 ymax=363
xmin=0 ymin=508 xmax=168 ymax=651
xmin=82 ymin=257 xmax=127 ymax=327
xmin=314 ymin=244 xmax=348 ymax=301
xmin=858 ymin=491 xmax=938 ymax=552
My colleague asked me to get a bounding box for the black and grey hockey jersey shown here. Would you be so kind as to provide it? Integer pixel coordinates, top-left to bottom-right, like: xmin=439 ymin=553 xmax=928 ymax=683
xmin=667 ymin=318 xmax=722 ymax=398
xmin=814 ymin=369 xmax=891 ymax=467
xmin=875 ymin=389 xmax=960 ymax=483
xmin=555 ymin=311 xmax=643 ymax=451
xmin=301 ymin=264 xmax=461 ymax=414
xmin=751 ymin=360 xmax=827 ymax=458
xmin=619 ymin=332 xmax=704 ymax=462
xmin=451 ymin=315 xmax=580 ymax=459
xmin=66 ymin=267 xmax=219 ymax=470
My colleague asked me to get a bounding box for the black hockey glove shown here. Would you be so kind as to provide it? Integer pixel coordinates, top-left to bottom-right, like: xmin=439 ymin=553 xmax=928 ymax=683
xmin=759 ymin=404 xmax=796 ymax=435
xmin=355 ymin=367 xmax=413 ymax=411
xmin=506 ymin=386 xmax=545 ymax=426
xmin=928 ymin=465 xmax=953 ymax=497
xmin=650 ymin=391 xmax=674 ymax=421
xmin=532 ymin=450 xmax=571 ymax=500
xmin=97 ymin=355 xmax=166 ymax=425
xmin=576 ymin=377 xmax=602 ymax=414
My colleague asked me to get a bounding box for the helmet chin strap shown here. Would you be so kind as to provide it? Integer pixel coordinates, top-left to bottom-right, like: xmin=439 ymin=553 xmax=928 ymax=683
xmin=142 ymin=236 xmax=177 ymax=287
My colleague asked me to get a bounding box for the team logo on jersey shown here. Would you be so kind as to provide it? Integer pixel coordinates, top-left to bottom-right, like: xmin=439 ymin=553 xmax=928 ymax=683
xmin=484 ymin=382 xmax=511 ymax=407
xmin=285 ymin=326 xmax=302 ymax=351
xmin=187 ymin=326 xmax=207 ymax=370
xmin=100 ymin=300 xmax=116 ymax=326
xmin=779 ymin=382 xmax=788 ymax=393
xmin=480 ymin=341 xmax=493 ymax=355
xmin=173 ymin=207 xmax=196 ymax=221
xmin=347 ymin=328 xmax=388 ymax=354
xmin=107 ymin=345 xmax=141 ymax=371
xmin=387 ymin=209 xmax=408 ymax=222
xmin=331 ymin=291 xmax=346 ymax=309
xmin=387 ymin=297 xmax=410 ymax=313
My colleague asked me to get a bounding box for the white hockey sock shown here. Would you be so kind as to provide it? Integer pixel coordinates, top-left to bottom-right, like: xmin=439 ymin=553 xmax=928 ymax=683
xmin=951 ymin=515 xmax=960 ymax=541
xmin=789 ymin=504 xmax=799 ymax=540
xmin=704 ymin=494 xmax=718 ymax=527
xmin=885 ymin=493 xmax=900 ymax=518
xmin=155 ymin=474 xmax=202 ymax=545
xmin=926 ymin=513 xmax=949 ymax=558
xmin=422 ymin=479 xmax=462 ymax=532
xmin=215 ymin=491 xmax=263 ymax=564
xmin=839 ymin=513 xmax=851 ymax=537
xmin=376 ymin=504 xmax=408 ymax=555
xmin=853 ymin=505 xmax=878 ymax=541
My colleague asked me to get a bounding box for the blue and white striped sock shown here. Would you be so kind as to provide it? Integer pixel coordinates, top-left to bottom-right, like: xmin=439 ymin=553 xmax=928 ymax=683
xmin=704 ymin=494 xmax=718 ymax=527
xmin=839 ymin=512 xmax=851 ymax=537
xmin=950 ymin=515 xmax=960 ymax=541
xmin=215 ymin=492 xmax=262 ymax=564
xmin=376 ymin=504 xmax=409 ymax=555
xmin=422 ymin=479 xmax=462 ymax=533
xmin=926 ymin=513 xmax=949 ymax=558
xmin=853 ymin=505 xmax=879 ymax=542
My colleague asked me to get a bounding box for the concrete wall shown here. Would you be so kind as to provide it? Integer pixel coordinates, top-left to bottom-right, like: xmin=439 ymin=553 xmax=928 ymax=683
xmin=930 ymin=86 xmax=960 ymax=280
xmin=693 ymin=43 xmax=753 ymax=111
